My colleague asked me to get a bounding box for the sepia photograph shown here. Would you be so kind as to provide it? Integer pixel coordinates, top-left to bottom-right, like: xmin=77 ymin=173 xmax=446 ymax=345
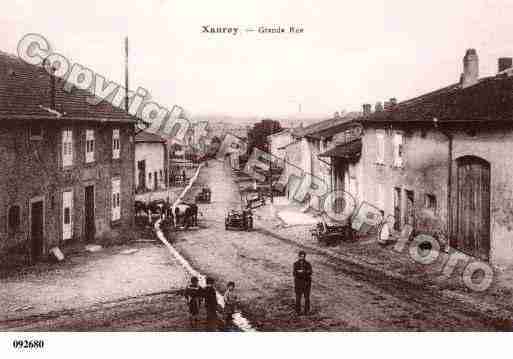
xmin=1 ymin=0 xmax=513 ymax=357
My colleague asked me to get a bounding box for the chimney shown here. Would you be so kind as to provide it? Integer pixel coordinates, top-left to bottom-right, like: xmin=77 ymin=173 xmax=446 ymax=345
xmin=384 ymin=98 xmax=397 ymax=111
xmin=462 ymin=48 xmax=479 ymax=88
xmin=362 ymin=103 xmax=372 ymax=115
xmin=375 ymin=102 xmax=383 ymax=112
xmin=498 ymin=57 xmax=513 ymax=73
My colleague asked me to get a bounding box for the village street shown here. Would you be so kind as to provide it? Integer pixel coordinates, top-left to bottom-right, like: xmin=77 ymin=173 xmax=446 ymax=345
xmin=1 ymin=160 xmax=512 ymax=331
xmin=171 ymin=160 xmax=510 ymax=331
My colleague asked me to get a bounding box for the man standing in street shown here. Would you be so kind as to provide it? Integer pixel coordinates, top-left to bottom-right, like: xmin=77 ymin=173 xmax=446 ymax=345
xmin=293 ymin=250 xmax=313 ymax=315
xmin=203 ymin=277 xmax=219 ymax=331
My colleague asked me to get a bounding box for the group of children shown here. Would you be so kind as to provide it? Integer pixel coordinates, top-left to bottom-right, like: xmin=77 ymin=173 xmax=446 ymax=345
xmin=184 ymin=276 xmax=239 ymax=331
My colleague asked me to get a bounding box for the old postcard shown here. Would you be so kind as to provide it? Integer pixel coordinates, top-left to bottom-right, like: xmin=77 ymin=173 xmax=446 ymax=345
xmin=1 ymin=0 xmax=513 ymax=357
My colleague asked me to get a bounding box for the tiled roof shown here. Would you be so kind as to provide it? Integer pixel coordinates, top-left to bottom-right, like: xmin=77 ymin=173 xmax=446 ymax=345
xmin=135 ymin=130 xmax=167 ymax=143
xmin=295 ymin=113 xmax=360 ymax=139
xmin=359 ymin=75 xmax=513 ymax=124
xmin=0 ymin=51 xmax=136 ymax=123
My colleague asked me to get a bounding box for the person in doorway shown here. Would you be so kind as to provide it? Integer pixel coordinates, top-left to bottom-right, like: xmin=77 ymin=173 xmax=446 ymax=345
xmin=184 ymin=276 xmax=202 ymax=327
xmin=174 ymin=206 xmax=181 ymax=227
xmin=223 ymin=281 xmax=238 ymax=329
xmin=293 ymin=251 xmax=313 ymax=315
xmin=203 ymin=277 xmax=218 ymax=331
xmin=378 ymin=210 xmax=391 ymax=245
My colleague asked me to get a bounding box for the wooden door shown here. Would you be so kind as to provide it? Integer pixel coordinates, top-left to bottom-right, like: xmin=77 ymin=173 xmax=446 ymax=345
xmin=394 ymin=187 xmax=402 ymax=231
xmin=30 ymin=200 xmax=44 ymax=261
xmin=84 ymin=185 xmax=95 ymax=242
xmin=455 ymin=157 xmax=490 ymax=260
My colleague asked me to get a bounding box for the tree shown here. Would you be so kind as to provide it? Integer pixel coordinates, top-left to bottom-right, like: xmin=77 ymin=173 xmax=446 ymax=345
xmin=247 ymin=119 xmax=282 ymax=155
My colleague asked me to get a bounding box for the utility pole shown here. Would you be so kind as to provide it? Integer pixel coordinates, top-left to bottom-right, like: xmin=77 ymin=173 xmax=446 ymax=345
xmin=268 ymin=142 xmax=273 ymax=204
xmin=124 ymin=37 xmax=129 ymax=112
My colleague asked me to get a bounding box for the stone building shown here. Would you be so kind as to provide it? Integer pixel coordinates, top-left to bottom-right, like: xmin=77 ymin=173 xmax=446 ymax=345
xmin=268 ymin=128 xmax=293 ymax=163
xmin=135 ymin=130 xmax=167 ymax=192
xmin=318 ymin=49 xmax=513 ymax=265
xmin=0 ymin=51 xmax=136 ymax=262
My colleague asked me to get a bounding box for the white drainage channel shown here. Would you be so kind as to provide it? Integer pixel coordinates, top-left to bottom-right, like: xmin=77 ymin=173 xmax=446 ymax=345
xmin=154 ymin=164 xmax=255 ymax=332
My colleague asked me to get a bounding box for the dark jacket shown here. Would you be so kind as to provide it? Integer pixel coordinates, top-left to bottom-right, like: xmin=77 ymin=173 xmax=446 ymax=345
xmin=203 ymin=285 xmax=218 ymax=313
xmin=293 ymin=259 xmax=313 ymax=287
xmin=184 ymin=284 xmax=202 ymax=315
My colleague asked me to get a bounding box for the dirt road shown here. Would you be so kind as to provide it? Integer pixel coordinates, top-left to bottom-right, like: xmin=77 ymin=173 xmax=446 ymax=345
xmin=2 ymin=159 xmax=510 ymax=331
xmin=172 ymin=159 xmax=510 ymax=331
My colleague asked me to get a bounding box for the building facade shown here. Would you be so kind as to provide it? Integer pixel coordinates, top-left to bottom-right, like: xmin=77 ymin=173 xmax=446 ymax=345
xmin=315 ymin=49 xmax=513 ymax=265
xmin=0 ymin=51 xmax=136 ymax=262
xmin=135 ymin=131 xmax=167 ymax=192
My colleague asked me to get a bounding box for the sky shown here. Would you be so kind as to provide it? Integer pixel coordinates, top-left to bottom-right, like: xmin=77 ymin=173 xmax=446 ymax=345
xmin=1 ymin=0 xmax=513 ymax=120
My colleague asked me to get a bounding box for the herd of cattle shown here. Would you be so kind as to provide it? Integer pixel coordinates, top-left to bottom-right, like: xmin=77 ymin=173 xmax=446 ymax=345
xmin=134 ymin=199 xmax=200 ymax=231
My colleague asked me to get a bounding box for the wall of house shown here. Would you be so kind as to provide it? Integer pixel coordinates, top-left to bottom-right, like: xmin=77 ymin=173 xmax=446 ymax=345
xmin=135 ymin=142 xmax=165 ymax=191
xmin=282 ymin=140 xmax=303 ymax=201
xmin=269 ymin=131 xmax=292 ymax=162
xmin=451 ymin=128 xmax=513 ymax=265
xmin=360 ymin=126 xmax=449 ymax=235
xmin=0 ymin=120 xmax=135 ymax=259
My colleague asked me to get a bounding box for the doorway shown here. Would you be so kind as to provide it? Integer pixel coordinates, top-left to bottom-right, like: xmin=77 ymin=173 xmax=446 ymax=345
xmin=394 ymin=187 xmax=402 ymax=231
xmin=454 ymin=156 xmax=491 ymax=261
xmin=137 ymin=160 xmax=146 ymax=190
xmin=84 ymin=185 xmax=95 ymax=242
xmin=405 ymin=190 xmax=414 ymax=227
xmin=30 ymin=200 xmax=44 ymax=262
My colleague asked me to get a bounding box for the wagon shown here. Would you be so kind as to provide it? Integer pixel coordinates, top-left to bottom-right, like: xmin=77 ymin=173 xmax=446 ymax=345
xmin=310 ymin=220 xmax=353 ymax=246
xmin=225 ymin=208 xmax=253 ymax=231
xmin=244 ymin=190 xmax=265 ymax=210
xmin=195 ymin=187 xmax=212 ymax=203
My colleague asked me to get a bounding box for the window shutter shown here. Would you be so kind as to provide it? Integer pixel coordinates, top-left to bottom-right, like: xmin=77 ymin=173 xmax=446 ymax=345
xmin=62 ymin=129 xmax=73 ymax=167
xmin=111 ymin=178 xmax=121 ymax=221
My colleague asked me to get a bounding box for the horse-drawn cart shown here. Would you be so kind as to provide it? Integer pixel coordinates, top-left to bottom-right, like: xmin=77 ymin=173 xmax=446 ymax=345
xmin=310 ymin=220 xmax=354 ymax=246
xmin=195 ymin=187 xmax=212 ymax=203
xmin=225 ymin=208 xmax=253 ymax=231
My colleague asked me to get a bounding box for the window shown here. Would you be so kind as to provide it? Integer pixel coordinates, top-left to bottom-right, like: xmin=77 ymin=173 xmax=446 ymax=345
xmin=85 ymin=129 xmax=95 ymax=163
xmin=112 ymin=129 xmax=120 ymax=159
xmin=393 ymin=133 xmax=404 ymax=167
xmin=159 ymin=170 xmax=163 ymax=182
xmin=8 ymin=205 xmax=21 ymax=231
xmin=111 ymin=178 xmax=121 ymax=221
xmin=62 ymin=129 xmax=73 ymax=167
xmin=424 ymin=194 xmax=437 ymax=212
xmin=148 ymin=172 xmax=152 ymax=182
xmin=29 ymin=123 xmax=43 ymax=140
xmin=376 ymin=131 xmax=385 ymax=164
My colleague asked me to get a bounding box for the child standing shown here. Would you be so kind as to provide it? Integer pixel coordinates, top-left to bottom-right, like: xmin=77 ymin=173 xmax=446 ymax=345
xmin=223 ymin=281 xmax=238 ymax=329
xmin=184 ymin=276 xmax=202 ymax=327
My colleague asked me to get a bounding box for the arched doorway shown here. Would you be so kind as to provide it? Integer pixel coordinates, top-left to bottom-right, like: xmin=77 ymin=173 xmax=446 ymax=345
xmin=453 ymin=156 xmax=491 ymax=261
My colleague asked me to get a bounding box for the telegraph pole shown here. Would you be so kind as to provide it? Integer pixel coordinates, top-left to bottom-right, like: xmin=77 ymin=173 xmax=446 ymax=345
xmin=124 ymin=37 xmax=129 ymax=112
xmin=268 ymin=142 xmax=273 ymax=204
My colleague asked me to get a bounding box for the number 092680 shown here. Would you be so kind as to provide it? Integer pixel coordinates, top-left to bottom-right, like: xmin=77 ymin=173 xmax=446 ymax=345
xmin=12 ymin=339 xmax=44 ymax=349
